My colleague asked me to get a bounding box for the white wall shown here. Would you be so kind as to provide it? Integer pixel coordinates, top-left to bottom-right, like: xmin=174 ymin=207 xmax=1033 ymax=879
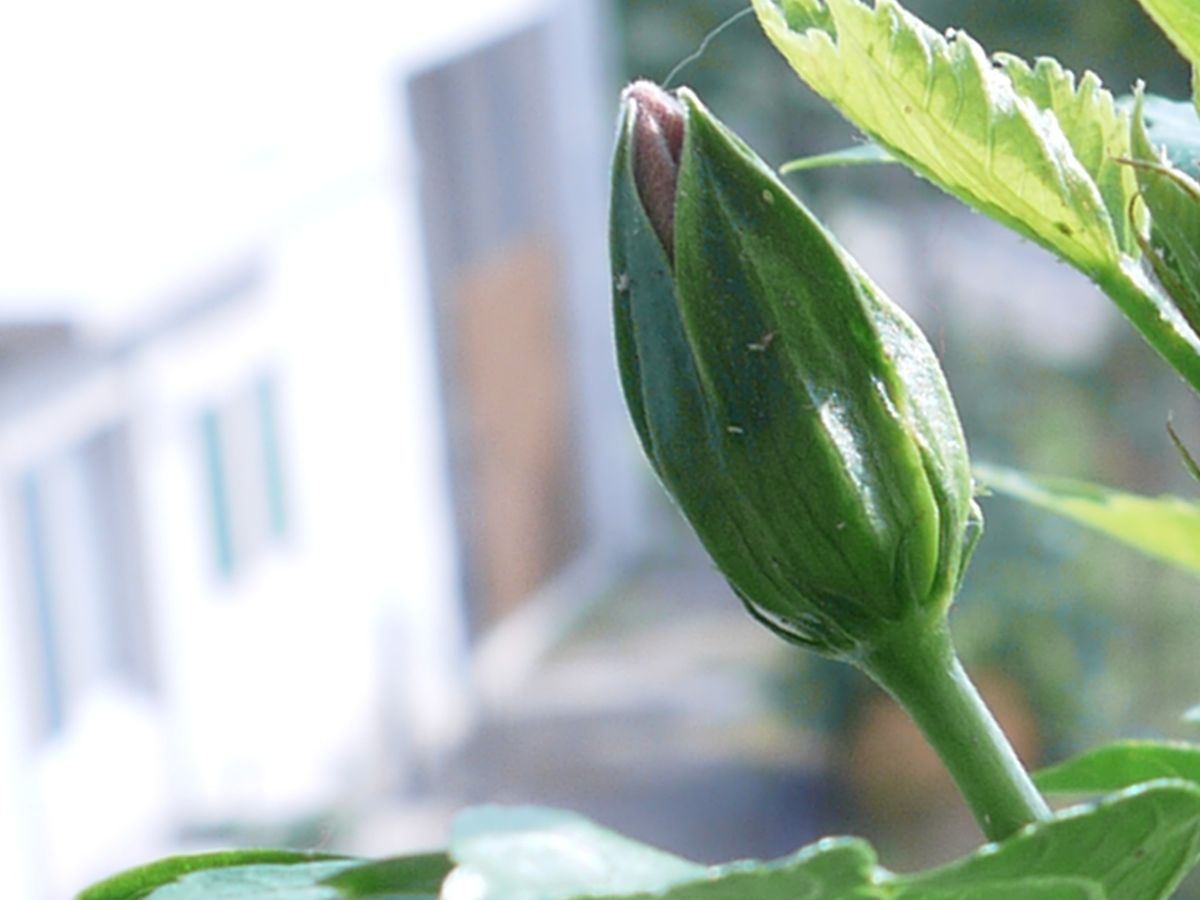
xmin=0 ymin=0 xmax=622 ymax=894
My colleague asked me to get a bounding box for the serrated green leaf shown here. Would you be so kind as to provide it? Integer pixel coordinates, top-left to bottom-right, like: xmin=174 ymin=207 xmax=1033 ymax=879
xmin=1035 ymin=742 xmax=1200 ymax=794
xmin=975 ymin=463 xmax=1200 ymax=576
xmin=753 ymin=0 xmax=1119 ymax=273
xmin=319 ymin=852 xmax=452 ymax=898
xmin=995 ymin=53 xmax=1139 ymax=254
xmin=781 ymin=142 xmax=896 ymax=173
xmin=893 ymin=781 xmax=1200 ymax=900
xmin=77 ymin=850 xmax=354 ymax=900
xmin=445 ymin=806 xmax=884 ymax=900
xmin=753 ymin=0 xmax=1200 ymax=396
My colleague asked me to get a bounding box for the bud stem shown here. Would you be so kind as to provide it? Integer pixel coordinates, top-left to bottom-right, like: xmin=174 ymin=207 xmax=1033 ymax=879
xmin=859 ymin=618 xmax=1051 ymax=842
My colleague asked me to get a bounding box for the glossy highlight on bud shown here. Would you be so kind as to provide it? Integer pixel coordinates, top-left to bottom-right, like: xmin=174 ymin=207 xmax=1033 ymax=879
xmin=610 ymin=83 xmax=981 ymax=657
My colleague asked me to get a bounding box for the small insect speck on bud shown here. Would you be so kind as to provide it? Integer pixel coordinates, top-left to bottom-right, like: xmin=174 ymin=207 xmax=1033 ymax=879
xmin=762 ymin=189 xmax=775 ymax=205
xmin=617 ymin=272 xmax=630 ymax=292
xmin=747 ymin=332 xmax=776 ymax=352
xmin=727 ymin=425 xmax=745 ymax=435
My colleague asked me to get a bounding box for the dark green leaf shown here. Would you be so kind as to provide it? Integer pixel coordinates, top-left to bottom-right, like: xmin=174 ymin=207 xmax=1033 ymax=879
xmin=1035 ymin=742 xmax=1200 ymax=793
xmin=1130 ymin=93 xmax=1200 ymax=336
xmin=895 ymin=877 xmax=1104 ymax=899
xmin=320 ymin=853 xmax=452 ymax=898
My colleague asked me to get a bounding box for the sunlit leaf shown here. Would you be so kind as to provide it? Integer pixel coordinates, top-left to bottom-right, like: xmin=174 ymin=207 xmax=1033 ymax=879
xmin=77 ymin=851 xmax=353 ymax=900
xmin=135 ymin=862 xmax=355 ymax=899
xmin=997 ymin=53 xmax=1138 ymax=253
xmin=891 ymin=781 xmax=1200 ymax=900
xmin=752 ymin=0 xmax=1200 ymax=394
xmin=444 ymin=806 xmax=707 ymax=900
xmin=975 ymin=463 xmax=1200 ymax=576
xmin=752 ymin=0 xmax=1119 ymax=272
xmin=1036 ymin=742 xmax=1200 ymax=793
xmin=444 ymin=806 xmax=885 ymax=900
xmin=445 ymin=793 xmax=1200 ymax=900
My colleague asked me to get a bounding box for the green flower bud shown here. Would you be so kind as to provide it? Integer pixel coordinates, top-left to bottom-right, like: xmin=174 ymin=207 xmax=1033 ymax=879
xmin=610 ymin=82 xmax=981 ymax=657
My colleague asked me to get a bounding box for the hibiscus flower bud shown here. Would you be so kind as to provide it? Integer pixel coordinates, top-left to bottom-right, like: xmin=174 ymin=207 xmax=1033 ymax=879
xmin=610 ymin=83 xmax=981 ymax=656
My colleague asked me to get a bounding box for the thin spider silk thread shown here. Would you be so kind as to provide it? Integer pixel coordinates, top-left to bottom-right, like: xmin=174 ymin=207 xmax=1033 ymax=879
xmin=663 ymin=7 xmax=756 ymax=89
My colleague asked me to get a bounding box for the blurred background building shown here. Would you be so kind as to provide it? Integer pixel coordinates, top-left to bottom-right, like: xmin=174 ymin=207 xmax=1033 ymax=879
xmin=0 ymin=0 xmax=637 ymax=895
xmin=4 ymin=0 xmax=1200 ymax=897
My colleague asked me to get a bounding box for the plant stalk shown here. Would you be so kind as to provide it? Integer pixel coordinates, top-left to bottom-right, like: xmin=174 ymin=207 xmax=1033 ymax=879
xmin=858 ymin=617 xmax=1051 ymax=842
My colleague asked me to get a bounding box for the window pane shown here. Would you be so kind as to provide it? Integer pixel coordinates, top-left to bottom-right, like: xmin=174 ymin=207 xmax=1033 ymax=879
xmin=19 ymin=471 xmax=65 ymax=738
xmin=201 ymin=409 xmax=235 ymax=578
xmin=256 ymin=375 xmax=288 ymax=540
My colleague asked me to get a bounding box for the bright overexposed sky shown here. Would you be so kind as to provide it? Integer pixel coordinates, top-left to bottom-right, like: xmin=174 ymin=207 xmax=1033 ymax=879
xmin=0 ymin=0 xmax=546 ymax=325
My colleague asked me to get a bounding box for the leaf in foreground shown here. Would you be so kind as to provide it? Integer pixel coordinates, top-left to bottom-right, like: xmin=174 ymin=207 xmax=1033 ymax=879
xmin=122 ymin=862 xmax=354 ymax=899
xmin=77 ymin=850 xmax=452 ymax=900
xmin=1036 ymin=742 xmax=1200 ymax=794
xmin=443 ymin=806 xmax=882 ymax=899
xmin=445 ymin=788 xmax=1200 ymax=900
xmin=77 ymin=850 xmax=354 ymax=900
xmin=891 ymin=781 xmax=1200 ymax=900
xmin=975 ymin=463 xmax=1200 ymax=577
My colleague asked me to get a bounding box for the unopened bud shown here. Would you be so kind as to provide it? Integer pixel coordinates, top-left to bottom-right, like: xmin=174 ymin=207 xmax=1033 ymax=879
xmin=624 ymin=80 xmax=685 ymax=260
xmin=610 ymin=85 xmax=981 ymax=656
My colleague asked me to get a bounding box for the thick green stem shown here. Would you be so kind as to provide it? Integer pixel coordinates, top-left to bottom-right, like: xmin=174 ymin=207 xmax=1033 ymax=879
xmin=858 ymin=618 xmax=1051 ymax=842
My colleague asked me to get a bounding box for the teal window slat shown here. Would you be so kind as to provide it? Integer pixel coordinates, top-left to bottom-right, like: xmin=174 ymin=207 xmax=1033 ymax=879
xmin=201 ymin=409 xmax=235 ymax=577
xmin=256 ymin=376 xmax=288 ymax=539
